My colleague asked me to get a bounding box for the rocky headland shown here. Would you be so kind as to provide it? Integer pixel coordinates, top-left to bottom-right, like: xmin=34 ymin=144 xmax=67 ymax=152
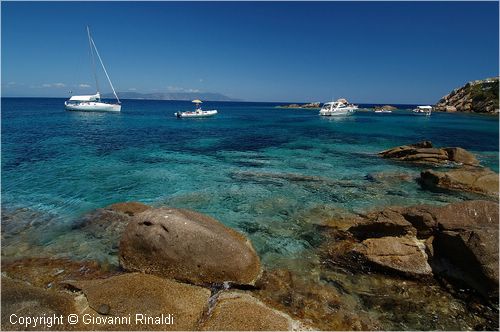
xmin=373 ymin=105 xmax=397 ymax=111
xmin=434 ymin=77 xmax=499 ymax=114
xmin=277 ymin=102 xmax=321 ymax=109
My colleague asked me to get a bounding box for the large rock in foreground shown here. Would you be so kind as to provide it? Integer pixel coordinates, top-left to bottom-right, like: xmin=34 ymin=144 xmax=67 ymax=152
xmin=119 ymin=207 xmax=261 ymax=285
xmin=379 ymin=141 xmax=479 ymax=166
xmin=320 ymin=200 xmax=498 ymax=300
xmin=66 ymin=273 xmax=210 ymax=330
xmin=200 ymin=291 xmax=305 ymax=331
xmin=2 ymin=277 xmax=81 ymax=331
xmin=420 ymin=167 xmax=499 ymax=198
xmin=406 ymin=200 xmax=499 ymax=300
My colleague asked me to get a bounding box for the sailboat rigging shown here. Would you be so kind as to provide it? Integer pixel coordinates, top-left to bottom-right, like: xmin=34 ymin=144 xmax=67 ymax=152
xmin=65 ymin=26 xmax=121 ymax=112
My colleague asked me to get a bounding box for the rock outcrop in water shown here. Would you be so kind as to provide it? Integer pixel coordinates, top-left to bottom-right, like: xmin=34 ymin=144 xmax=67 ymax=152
xmin=434 ymin=77 xmax=499 ymax=114
xmin=277 ymin=102 xmax=321 ymax=109
xmin=320 ymin=200 xmax=499 ymax=302
xmin=379 ymin=141 xmax=479 ymax=166
xmin=373 ymin=105 xmax=397 ymax=111
xmin=119 ymin=207 xmax=261 ymax=285
xmin=420 ymin=167 xmax=499 ymax=198
xmin=352 ymin=236 xmax=432 ymax=277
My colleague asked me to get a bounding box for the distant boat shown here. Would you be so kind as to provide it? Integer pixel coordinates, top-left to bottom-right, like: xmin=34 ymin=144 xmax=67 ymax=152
xmin=319 ymin=98 xmax=358 ymax=116
xmin=412 ymin=105 xmax=432 ymax=116
xmin=175 ymin=100 xmax=218 ymax=118
xmin=65 ymin=26 xmax=121 ymax=112
xmin=374 ymin=109 xmax=392 ymax=113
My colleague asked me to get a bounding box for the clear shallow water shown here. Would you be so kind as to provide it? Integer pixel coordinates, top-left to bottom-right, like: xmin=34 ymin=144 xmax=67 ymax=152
xmin=1 ymin=97 xmax=499 ymax=266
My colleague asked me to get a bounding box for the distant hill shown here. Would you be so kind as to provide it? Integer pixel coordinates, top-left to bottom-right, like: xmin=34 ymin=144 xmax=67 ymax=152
xmin=103 ymin=91 xmax=239 ymax=102
xmin=434 ymin=77 xmax=499 ymax=114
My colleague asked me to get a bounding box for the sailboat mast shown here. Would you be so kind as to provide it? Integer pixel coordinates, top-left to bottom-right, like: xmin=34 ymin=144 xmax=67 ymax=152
xmin=89 ymin=34 xmax=121 ymax=104
xmin=87 ymin=26 xmax=100 ymax=96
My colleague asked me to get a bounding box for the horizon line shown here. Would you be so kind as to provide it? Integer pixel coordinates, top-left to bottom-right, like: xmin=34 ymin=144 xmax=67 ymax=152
xmin=0 ymin=95 xmax=430 ymax=105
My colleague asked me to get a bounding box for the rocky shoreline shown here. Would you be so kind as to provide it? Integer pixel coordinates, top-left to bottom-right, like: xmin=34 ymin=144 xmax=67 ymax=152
xmin=2 ymin=142 xmax=499 ymax=331
xmin=434 ymin=77 xmax=499 ymax=114
xmin=277 ymin=102 xmax=321 ymax=109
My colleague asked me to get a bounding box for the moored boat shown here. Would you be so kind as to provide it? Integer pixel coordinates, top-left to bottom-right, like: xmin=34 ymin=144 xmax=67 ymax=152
xmin=412 ymin=105 xmax=432 ymax=116
xmin=65 ymin=26 xmax=121 ymax=112
xmin=319 ymin=98 xmax=358 ymax=116
xmin=175 ymin=100 xmax=218 ymax=118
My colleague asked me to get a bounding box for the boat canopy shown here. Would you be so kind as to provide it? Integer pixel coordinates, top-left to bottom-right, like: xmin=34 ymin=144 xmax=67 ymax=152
xmin=417 ymin=105 xmax=432 ymax=109
xmin=69 ymin=93 xmax=100 ymax=101
xmin=192 ymin=99 xmax=202 ymax=103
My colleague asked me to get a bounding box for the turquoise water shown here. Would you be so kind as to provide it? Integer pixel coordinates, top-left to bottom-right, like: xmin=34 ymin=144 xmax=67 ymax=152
xmin=2 ymin=98 xmax=499 ymax=266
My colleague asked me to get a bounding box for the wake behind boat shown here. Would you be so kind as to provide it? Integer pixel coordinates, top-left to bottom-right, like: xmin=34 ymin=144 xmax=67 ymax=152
xmin=319 ymin=98 xmax=358 ymax=116
xmin=65 ymin=27 xmax=121 ymax=112
xmin=175 ymin=100 xmax=218 ymax=118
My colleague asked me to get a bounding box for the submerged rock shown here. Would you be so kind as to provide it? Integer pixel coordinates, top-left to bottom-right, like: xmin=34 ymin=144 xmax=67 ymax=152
xmin=379 ymin=141 xmax=479 ymax=166
xmin=419 ymin=167 xmax=499 ymax=198
xmin=73 ymin=201 xmax=152 ymax=256
xmin=1 ymin=257 xmax=117 ymax=290
xmin=119 ymin=207 xmax=261 ymax=285
xmin=106 ymin=202 xmax=150 ymax=216
xmin=200 ymin=291 xmax=306 ymax=331
xmin=253 ymin=269 xmax=380 ymax=330
xmin=66 ymin=273 xmax=210 ymax=330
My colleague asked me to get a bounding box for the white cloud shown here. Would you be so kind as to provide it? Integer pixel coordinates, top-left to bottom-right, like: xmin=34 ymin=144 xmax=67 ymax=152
xmin=79 ymin=83 xmax=91 ymax=88
xmin=41 ymin=82 xmax=66 ymax=88
xmin=128 ymin=87 xmax=137 ymax=91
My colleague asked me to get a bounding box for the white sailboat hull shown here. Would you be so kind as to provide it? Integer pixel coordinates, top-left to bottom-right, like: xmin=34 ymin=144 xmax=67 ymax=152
xmin=65 ymin=101 xmax=121 ymax=112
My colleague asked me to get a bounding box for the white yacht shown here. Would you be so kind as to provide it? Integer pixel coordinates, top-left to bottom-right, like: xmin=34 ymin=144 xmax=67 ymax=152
xmin=319 ymin=98 xmax=358 ymax=116
xmin=175 ymin=100 xmax=218 ymax=118
xmin=412 ymin=105 xmax=432 ymax=116
xmin=65 ymin=27 xmax=121 ymax=112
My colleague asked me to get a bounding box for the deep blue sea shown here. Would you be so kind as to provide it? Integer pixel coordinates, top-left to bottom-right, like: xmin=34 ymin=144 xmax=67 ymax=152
xmin=2 ymin=97 xmax=499 ymax=267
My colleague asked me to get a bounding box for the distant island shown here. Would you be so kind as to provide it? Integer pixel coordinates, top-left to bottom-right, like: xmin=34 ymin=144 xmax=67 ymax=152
xmin=434 ymin=77 xmax=499 ymax=114
xmin=103 ymin=91 xmax=239 ymax=102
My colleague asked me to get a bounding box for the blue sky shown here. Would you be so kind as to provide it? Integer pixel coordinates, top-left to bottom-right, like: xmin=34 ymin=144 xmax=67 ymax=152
xmin=2 ymin=1 xmax=498 ymax=103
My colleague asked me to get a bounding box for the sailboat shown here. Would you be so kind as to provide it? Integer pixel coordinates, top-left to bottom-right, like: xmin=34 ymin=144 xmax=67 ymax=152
xmin=65 ymin=27 xmax=121 ymax=112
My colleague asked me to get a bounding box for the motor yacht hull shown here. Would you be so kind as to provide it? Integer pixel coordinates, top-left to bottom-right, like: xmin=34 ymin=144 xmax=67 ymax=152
xmin=65 ymin=101 xmax=121 ymax=112
xmin=175 ymin=110 xmax=218 ymax=118
xmin=319 ymin=108 xmax=356 ymax=116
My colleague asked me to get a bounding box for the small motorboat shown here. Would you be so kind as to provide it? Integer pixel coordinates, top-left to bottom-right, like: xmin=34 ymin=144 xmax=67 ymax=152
xmin=319 ymin=98 xmax=358 ymax=116
xmin=374 ymin=109 xmax=392 ymax=113
xmin=175 ymin=100 xmax=218 ymax=118
xmin=412 ymin=105 xmax=432 ymax=116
